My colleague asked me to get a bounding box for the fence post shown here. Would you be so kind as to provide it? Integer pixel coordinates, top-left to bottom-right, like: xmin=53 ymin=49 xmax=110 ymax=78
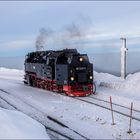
xmin=127 ymin=102 xmax=133 ymax=133
xmin=110 ymin=96 xmax=115 ymax=125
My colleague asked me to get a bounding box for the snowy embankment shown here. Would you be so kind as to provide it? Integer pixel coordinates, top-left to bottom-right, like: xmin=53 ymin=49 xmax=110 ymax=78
xmin=0 ymin=107 xmax=50 ymax=139
xmin=94 ymin=71 xmax=140 ymax=109
xmin=94 ymin=71 xmax=140 ymax=94
xmin=0 ymin=68 xmax=50 ymax=139
xmin=0 ymin=67 xmax=24 ymax=81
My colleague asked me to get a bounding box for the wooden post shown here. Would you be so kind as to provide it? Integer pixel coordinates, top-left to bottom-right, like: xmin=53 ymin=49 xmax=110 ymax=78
xmin=110 ymin=96 xmax=115 ymax=125
xmin=127 ymin=102 xmax=133 ymax=133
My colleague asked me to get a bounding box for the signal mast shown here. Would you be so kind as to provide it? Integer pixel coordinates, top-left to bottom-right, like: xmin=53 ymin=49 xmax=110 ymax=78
xmin=120 ymin=37 xmax=128 ymax=79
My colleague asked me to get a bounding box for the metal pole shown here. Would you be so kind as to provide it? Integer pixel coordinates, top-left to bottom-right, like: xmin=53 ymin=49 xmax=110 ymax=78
xmin=128 ymin=102 xmax=133 ymax=133
xmin=120 ymin=38 xmax=128 ymax=79
xmin=110 ymin=96 xmax=115 ymax=125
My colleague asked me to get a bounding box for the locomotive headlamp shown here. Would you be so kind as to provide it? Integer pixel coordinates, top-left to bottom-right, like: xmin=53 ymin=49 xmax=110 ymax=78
xmin=89 ymin=76 xmax=93 ymax=80
xmin=79 ymin=57 xmax=83 ymax=62
xmin=70 ymin=77 xmax=74 ymax=81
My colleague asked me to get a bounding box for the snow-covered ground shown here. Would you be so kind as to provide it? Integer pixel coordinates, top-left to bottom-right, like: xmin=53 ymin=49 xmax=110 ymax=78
xmin=0 ymin=107 xmax=50 ymax=139
xmin=94 ymin=71 xmax=140 ymax=110
xmin=95 ymin=70 xmax=140 ymax=94
xmin=0 ymin=67 xmax=24 ymax=81
xmin=0 ymin=67 xmax=140 ymax=139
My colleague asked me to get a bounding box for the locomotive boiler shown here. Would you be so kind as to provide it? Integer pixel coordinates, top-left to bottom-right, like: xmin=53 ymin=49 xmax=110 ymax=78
xmin=24 ymin=49 xmax=96 ymax=96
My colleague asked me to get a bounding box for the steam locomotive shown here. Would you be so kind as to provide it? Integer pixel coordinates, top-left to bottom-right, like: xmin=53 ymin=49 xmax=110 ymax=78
xmin=24 ymin=49 xmax=96 ymax=96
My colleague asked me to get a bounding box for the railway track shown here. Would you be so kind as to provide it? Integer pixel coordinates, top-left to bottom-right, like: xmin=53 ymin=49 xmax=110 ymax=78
xmin=88 ymin=95 xmax=140 ymax=113
xmin=1 ymin=79 xmax=140 ymax=139
xmin=0 ymin=89 xmax=89 ymax=140
xmin=73 ymin=95 xmax=140 ymax=122
xmin=4 ymin=80 xmax=140 ymax=122
xmin=15 ymin=82 xmax=140 ymax=122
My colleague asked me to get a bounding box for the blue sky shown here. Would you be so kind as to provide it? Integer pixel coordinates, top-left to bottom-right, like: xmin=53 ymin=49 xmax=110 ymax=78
xmin=1 ymin=1 xmax=140 ymax=56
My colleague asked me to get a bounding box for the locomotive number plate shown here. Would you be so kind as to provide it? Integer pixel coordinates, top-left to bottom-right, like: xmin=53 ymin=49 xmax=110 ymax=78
xmin=76 ymin=67 xmax=86 ymax=70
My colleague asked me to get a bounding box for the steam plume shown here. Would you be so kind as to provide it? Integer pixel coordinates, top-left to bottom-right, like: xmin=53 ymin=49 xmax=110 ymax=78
xmin=36 ymin=28 xmax=53 ymax=51
xmin=61 ymin=15 xmax=93 ymax=49
xmin=65 ymin=23 xmax=82 ymax=38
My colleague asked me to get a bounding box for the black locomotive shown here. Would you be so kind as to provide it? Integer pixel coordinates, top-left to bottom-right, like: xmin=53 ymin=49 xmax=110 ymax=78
xmin=24 ymin=49 xmax=96 ymax=96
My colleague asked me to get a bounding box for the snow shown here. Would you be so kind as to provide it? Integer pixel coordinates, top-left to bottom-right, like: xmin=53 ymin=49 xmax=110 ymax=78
xmin=0 ymin=67 xmax=140 ymax=139
xmin=0 ymin=107 xmax=50 ymax=139
xmin=94 ymin=71 xmax=140 ymax=93
xmin=0 ymin=67 xmax=24 ymax=81
xmin=94 ymin=71 xmax=140 ymax=106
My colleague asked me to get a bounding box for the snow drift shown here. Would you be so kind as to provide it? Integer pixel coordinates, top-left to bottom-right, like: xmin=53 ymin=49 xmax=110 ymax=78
xmin=0 ymin=107 xmax=50 ymax=139
xmin=94 ymin=71 xmax=140 ymax=94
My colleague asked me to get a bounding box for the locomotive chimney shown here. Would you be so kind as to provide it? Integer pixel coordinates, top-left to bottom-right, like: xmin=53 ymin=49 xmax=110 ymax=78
xmin=120 ymin=37 xmax=128 ymax=79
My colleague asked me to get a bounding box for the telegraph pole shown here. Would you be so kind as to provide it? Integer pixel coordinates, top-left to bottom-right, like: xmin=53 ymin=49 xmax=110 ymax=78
xmin=120 ymin=38 xmax=128 ymax=79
